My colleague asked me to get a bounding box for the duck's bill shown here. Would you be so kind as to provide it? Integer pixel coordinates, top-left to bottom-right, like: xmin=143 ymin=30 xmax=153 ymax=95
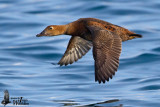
xmin=36 ymin=32 xmax=48 ymax=37
xmin=36 ymin=29 xmax=48 ymax=37
xmin=36 ymin=33 xmax=44 ymax=37
xmin=36 ymin=34 xmax=41 ymax=37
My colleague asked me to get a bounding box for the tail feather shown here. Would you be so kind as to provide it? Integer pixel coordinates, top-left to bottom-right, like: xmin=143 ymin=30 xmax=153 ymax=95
xmin=129 ymin=34 xmax=142 ymax=38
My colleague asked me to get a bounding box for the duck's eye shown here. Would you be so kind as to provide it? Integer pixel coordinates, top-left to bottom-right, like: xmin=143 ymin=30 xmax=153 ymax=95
xmin=49 ymin=27 xmax=53 ymax=30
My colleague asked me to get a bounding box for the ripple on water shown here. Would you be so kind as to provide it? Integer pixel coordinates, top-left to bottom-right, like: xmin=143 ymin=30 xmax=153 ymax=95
xmin=85 ymin=5 xmax=108 ymax=12
xmin=3 ymin=45 xmax=58 ymax=51
xmin=136 ymin=84 xmax=160 ymax=91
xmin=0 ymin=16 xmax=17 ymax=21
xmin=111 ymin=9 xmax=152 ymax=15
xmin=0 ymin=83 xmax=8 ymax=87
xmin=0 ymin=70 xmax=18 ymax=75
xmin=0 ymin=57 xmax=13 ymax=62
xmin=0 ymin=0 xmax=18 ymax=4
xmin=138 ymin=77 xmax=160 ymax=84
xmin=25 ymin=9 xmax=56 ymax=14
xmin=119 ymin=77 xmax=141 ymax=82
xmin=12 ymin=52 xmax=62 ymax=60
xmin=59 ymin=74 xmax=88 ymax=80
xmin=121 ymin=53 xmax=160 ymax=65
xmin=152 ymin=47 xmax=160 ymax=52
xmin=1 ymin=22 xmax=43 ymax=30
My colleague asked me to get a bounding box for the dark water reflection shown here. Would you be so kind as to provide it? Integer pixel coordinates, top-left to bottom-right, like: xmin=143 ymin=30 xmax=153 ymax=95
xmin=0 ymin=0 xmax=160 ymax=107
xmin=53 ymin=99 xmax=122 ymax=107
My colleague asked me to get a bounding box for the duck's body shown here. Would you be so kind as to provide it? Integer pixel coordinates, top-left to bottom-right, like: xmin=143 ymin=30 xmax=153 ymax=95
xmin=66 ymin=18 xmax=140 ymax=41
xmin=37 ymin=18 xmax=142 ymax=83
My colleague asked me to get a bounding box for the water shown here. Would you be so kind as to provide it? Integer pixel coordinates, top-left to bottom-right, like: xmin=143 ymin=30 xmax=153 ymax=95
xmin=0 ymin=0 xmax=160 ymax=107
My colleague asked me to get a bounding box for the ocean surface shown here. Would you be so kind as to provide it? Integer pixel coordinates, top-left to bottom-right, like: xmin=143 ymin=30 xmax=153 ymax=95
xmin=0 ymin=0 xmax=160 ymax=107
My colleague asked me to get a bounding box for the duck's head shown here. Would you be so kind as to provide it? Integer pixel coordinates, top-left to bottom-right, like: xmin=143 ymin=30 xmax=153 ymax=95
xmin=36 ymin=25 xmax=66 ymax=37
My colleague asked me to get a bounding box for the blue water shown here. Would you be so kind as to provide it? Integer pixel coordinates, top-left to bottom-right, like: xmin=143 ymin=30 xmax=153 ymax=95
xmin=0 ymin=0 xmax=160 ymax=107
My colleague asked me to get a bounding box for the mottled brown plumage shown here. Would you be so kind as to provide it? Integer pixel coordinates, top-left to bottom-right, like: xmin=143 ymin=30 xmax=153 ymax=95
xmin=36 ymin=18 xmax=142 ymax=83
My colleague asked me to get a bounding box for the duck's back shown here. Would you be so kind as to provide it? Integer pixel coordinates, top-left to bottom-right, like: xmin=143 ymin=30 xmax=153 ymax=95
xmin=76 ymin=18 xmax=137 ymax=41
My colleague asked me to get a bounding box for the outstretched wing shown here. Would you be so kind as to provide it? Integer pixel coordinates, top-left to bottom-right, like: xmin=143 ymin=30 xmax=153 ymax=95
xmin=88 ymin=26 xmax=122 ymax=83
xmin=58 ymin=36 xmax=92 ymax=66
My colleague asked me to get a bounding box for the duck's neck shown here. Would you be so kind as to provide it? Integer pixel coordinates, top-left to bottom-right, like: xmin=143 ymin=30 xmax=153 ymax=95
xmin=63 ymin=23 xmax=77 ymax=36
xmin=57 ymin=24 xmax=69 ymax=35
xmin=58 ymin=23 xmax=76 ymax=36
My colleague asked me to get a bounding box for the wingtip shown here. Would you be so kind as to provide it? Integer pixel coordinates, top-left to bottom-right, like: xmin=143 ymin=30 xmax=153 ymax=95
xmin=95 ymin=77 xmax=111 ymax=84
xmin=96 ymin=80 xmax=107 ymax=84
xmin=57 ymin=62 xmax=63 ymax=66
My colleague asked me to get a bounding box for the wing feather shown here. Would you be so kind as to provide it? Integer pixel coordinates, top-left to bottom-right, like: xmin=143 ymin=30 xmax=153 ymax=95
xmin=58 ymin=36 xmax=92 ymax=66
xmin=88 ymin=26 xmax=122 ymax=83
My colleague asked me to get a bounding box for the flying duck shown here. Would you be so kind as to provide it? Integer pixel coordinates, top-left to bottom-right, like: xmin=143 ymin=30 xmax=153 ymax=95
xmin=36 ymin=18 xmax=142 ymax=83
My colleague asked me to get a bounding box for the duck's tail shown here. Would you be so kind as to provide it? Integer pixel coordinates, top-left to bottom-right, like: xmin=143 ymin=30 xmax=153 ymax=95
xmin=128 ymin=33 xmax=142 ymax=40
xmin=130 ymin=34 xmax=142 ymax=38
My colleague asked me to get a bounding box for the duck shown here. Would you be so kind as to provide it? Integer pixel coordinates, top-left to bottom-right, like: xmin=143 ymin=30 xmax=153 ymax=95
xmin=36 ymin=18 xmax=142 ymax=84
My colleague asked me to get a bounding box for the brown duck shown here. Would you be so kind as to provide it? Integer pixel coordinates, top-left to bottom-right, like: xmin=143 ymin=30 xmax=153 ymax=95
xmin=36 ymin=18 xmax=142 ymax=83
